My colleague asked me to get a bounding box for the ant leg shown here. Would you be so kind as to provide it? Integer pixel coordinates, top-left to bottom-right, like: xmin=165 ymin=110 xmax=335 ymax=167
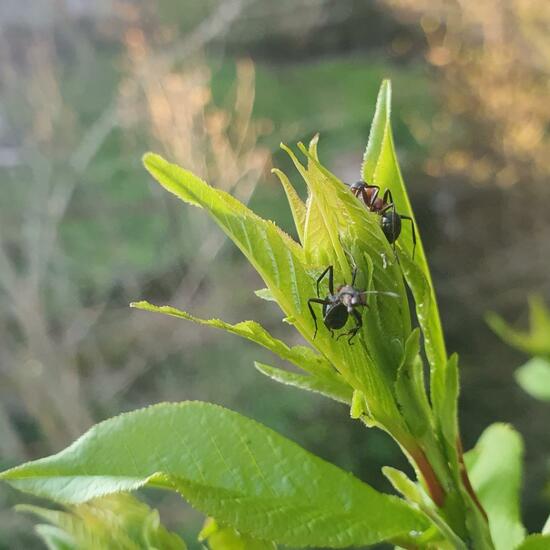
xmin=401 ymin=215 xmax=417 ymax=260
xmin=308 ymin=298 xmax=329 ymax=338
xmin=382 ymin=189 xmax=394 ymax=204
xmin=349 ymin=309 xmax=364 ymax=344
xmin=317 ymin=265 xmax=334 ymax=297
xmin=338 ymin=306 xmax=368 ymax=346
xmin=337 ymin=309 xmax=363 ymax=345
xmin=315 ymin=265 xmax=333 ymax=297
xmin=362 ymin=184 xmax=380 ymax=207
xmin=352 ymin=308 xmax=363 ymax=331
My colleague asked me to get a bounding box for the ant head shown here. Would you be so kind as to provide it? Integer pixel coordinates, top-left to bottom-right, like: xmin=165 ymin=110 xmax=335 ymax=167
xmin=349 ymin=181 xmax=367 ymax=198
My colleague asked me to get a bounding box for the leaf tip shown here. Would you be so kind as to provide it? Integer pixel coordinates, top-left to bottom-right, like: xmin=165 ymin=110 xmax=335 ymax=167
xmin=142 ymin=151 xmax=160 ymax=169
xmin=130 ymin=300 xmax=153 ymax=312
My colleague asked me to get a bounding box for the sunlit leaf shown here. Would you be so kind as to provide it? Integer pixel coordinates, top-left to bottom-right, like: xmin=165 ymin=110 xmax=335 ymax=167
xmin=254 ymin=288 xmax=277 ymax=302
xmin=271 ymin=168 xmax=306 ymax=245
xmin=143 ymin=153 xmax=314 ymax=341
xmin=254 ymin=361 xmax=352 ymax=404
xmin=282 ymin=142 xmax=345 ymax=271
xmin=432 ymin=353 xmax=460 ymax=475
xmin=361 ymin=81 xmax=447 ymax=406
xmin=1 ymin=402 xmax=428 ymax=548
xmin=130 ymin=301 xmax=333 ymax=377
xmin=395 ymin=329 xmax=433 ymax=440
xmin=466 ymin=424 xmax=526 ymax=550
xmin=143 ymin=150 xmax=407 ymax=434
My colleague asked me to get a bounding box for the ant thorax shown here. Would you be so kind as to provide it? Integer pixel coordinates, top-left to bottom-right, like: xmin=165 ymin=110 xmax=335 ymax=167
xmin=363 ymin=187 xmax=378 ymax=206
xmin=371 ymin=197 xmax=385 ymax=211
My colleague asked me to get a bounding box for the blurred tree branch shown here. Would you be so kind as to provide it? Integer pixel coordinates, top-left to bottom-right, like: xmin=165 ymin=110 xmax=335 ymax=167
xmin=0 ymin=0 xmax=266 ymax=460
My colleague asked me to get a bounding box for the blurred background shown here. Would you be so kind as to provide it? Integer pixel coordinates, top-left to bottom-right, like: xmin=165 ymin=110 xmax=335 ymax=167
xmin=1 ymin=0 xmax=549 ymax=547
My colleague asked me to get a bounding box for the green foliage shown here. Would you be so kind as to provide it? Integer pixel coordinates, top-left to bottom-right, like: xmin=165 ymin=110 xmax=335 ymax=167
xmin=488 ymin=296 xmax=550 ymax=359
xmin=383 ymin=466 xmax=468 ymax=550
xmin=361 ymin=80 xmax=446 ymax=372
xmin=466 ymin=424 xmax=526 ymax=550
xmin=515 ymin=535 xmax=550 ymax=550
xmin=515 ymin=358 xmax=550 ymax=402
xmin=198 ymin=518 xmax=276 ymax=550
xmin=488 ymin=295 xmax=550 ymax=401
xmin=141 ymin=139 xmax=409 ymax=437
xmin=254 ymin=362 xmax=353 ymax=404
xmin=1 ymin=402 xmax=427 ymax=548
xmin=17 ymin=493 xmax=186 ymax=550
xmin=3 ymin=79 xmax=543 ymax=549
xmin=130 ymin=300 xmax=353 ymax=404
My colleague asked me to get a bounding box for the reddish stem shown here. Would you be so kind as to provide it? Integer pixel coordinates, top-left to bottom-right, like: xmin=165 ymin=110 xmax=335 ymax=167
xmin=456 ymin=436 xmax=489 ymax=521
xmin=409 ymin=447 xmax=445 ymax=507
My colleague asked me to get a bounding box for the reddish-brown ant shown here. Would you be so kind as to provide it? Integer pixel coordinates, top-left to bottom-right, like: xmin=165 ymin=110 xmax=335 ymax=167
xmin=349 ymin=181 xmax=416 ymax=258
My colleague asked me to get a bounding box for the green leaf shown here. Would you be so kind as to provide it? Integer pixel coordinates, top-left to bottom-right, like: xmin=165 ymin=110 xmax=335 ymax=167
xmin=254 ymin=288 xmax=277 ymax=302
xmin=395 ymin=329 xmax=432 ymax=440
xmin=291 ymin=143 xmax=413 ymax=407
xmin=350 ymin=390 xmax=366 ymax=419
xmin=130 ymin=301 xmax=333 ymax=377
xmin=282 ymin=142 xmax=348 ymax=273
xmin=141 ymin=153 xmax=401 ymax=427
xmin=398 ymin=245 xmax=447 ymax=402
xmin=466 ymin=424 xmax=526 ymax=550
xmin=272 ymin=168 xmax=306 ymax=245
xmin=2 ymin=402 xmax=427 ymax=548
xmin=18 ymin=493 xmax=187 ymax=550
xmin=362 ymin=80 xmax=447 ymax=405
xmin=432 ymin=353 xmax=460 ymax=476
xmin=142 ymin=153 xmax=314 ymax=343
xmin=383 ymin=466 xmax=425 ymax=506
xmin=383 ymin=467 xmax=467 ymax=550
xmin=254 ymin=361 xmax=352 ymax=404
xmin=487 ymin=296 xmax=550 ymax=358
xmin=514 ymin=535 xmax=550 ymax=550
xmin=515 ymin=357 xmax=550 ymax=401
xmin=143 ymin=144 xmax=418 ymax=434
xmin=199 ymin=517 xmax=276 ymax=550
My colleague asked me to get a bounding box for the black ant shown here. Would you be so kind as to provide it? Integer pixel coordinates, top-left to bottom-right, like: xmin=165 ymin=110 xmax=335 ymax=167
xmin=308 ymin=265 xmax=396 ymax=344
xmin=349 ymin=181 xmax=416 ymax=258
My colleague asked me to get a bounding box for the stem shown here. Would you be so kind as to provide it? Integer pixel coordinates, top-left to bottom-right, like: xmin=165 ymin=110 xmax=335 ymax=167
xmin=408 ymin=446 xmax=445 ymax=507
xmin=456 ymin=436 xmax=488 ymax=521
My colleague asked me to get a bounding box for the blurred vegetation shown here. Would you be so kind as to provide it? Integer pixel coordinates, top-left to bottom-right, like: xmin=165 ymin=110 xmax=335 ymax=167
xmin=0 ymin=0 xmax=549 ymax=547
xmin=489 ymin=296 xmax=550 ymax=402
xmin=18 ymin=494 xmax=187 ymax=549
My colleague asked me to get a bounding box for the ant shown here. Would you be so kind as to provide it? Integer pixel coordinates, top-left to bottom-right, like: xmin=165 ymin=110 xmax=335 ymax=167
xmin=349 ymin=181 xmax=416 ymax=258
xmin=308 ymin=265 xmax=396 ymax=344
